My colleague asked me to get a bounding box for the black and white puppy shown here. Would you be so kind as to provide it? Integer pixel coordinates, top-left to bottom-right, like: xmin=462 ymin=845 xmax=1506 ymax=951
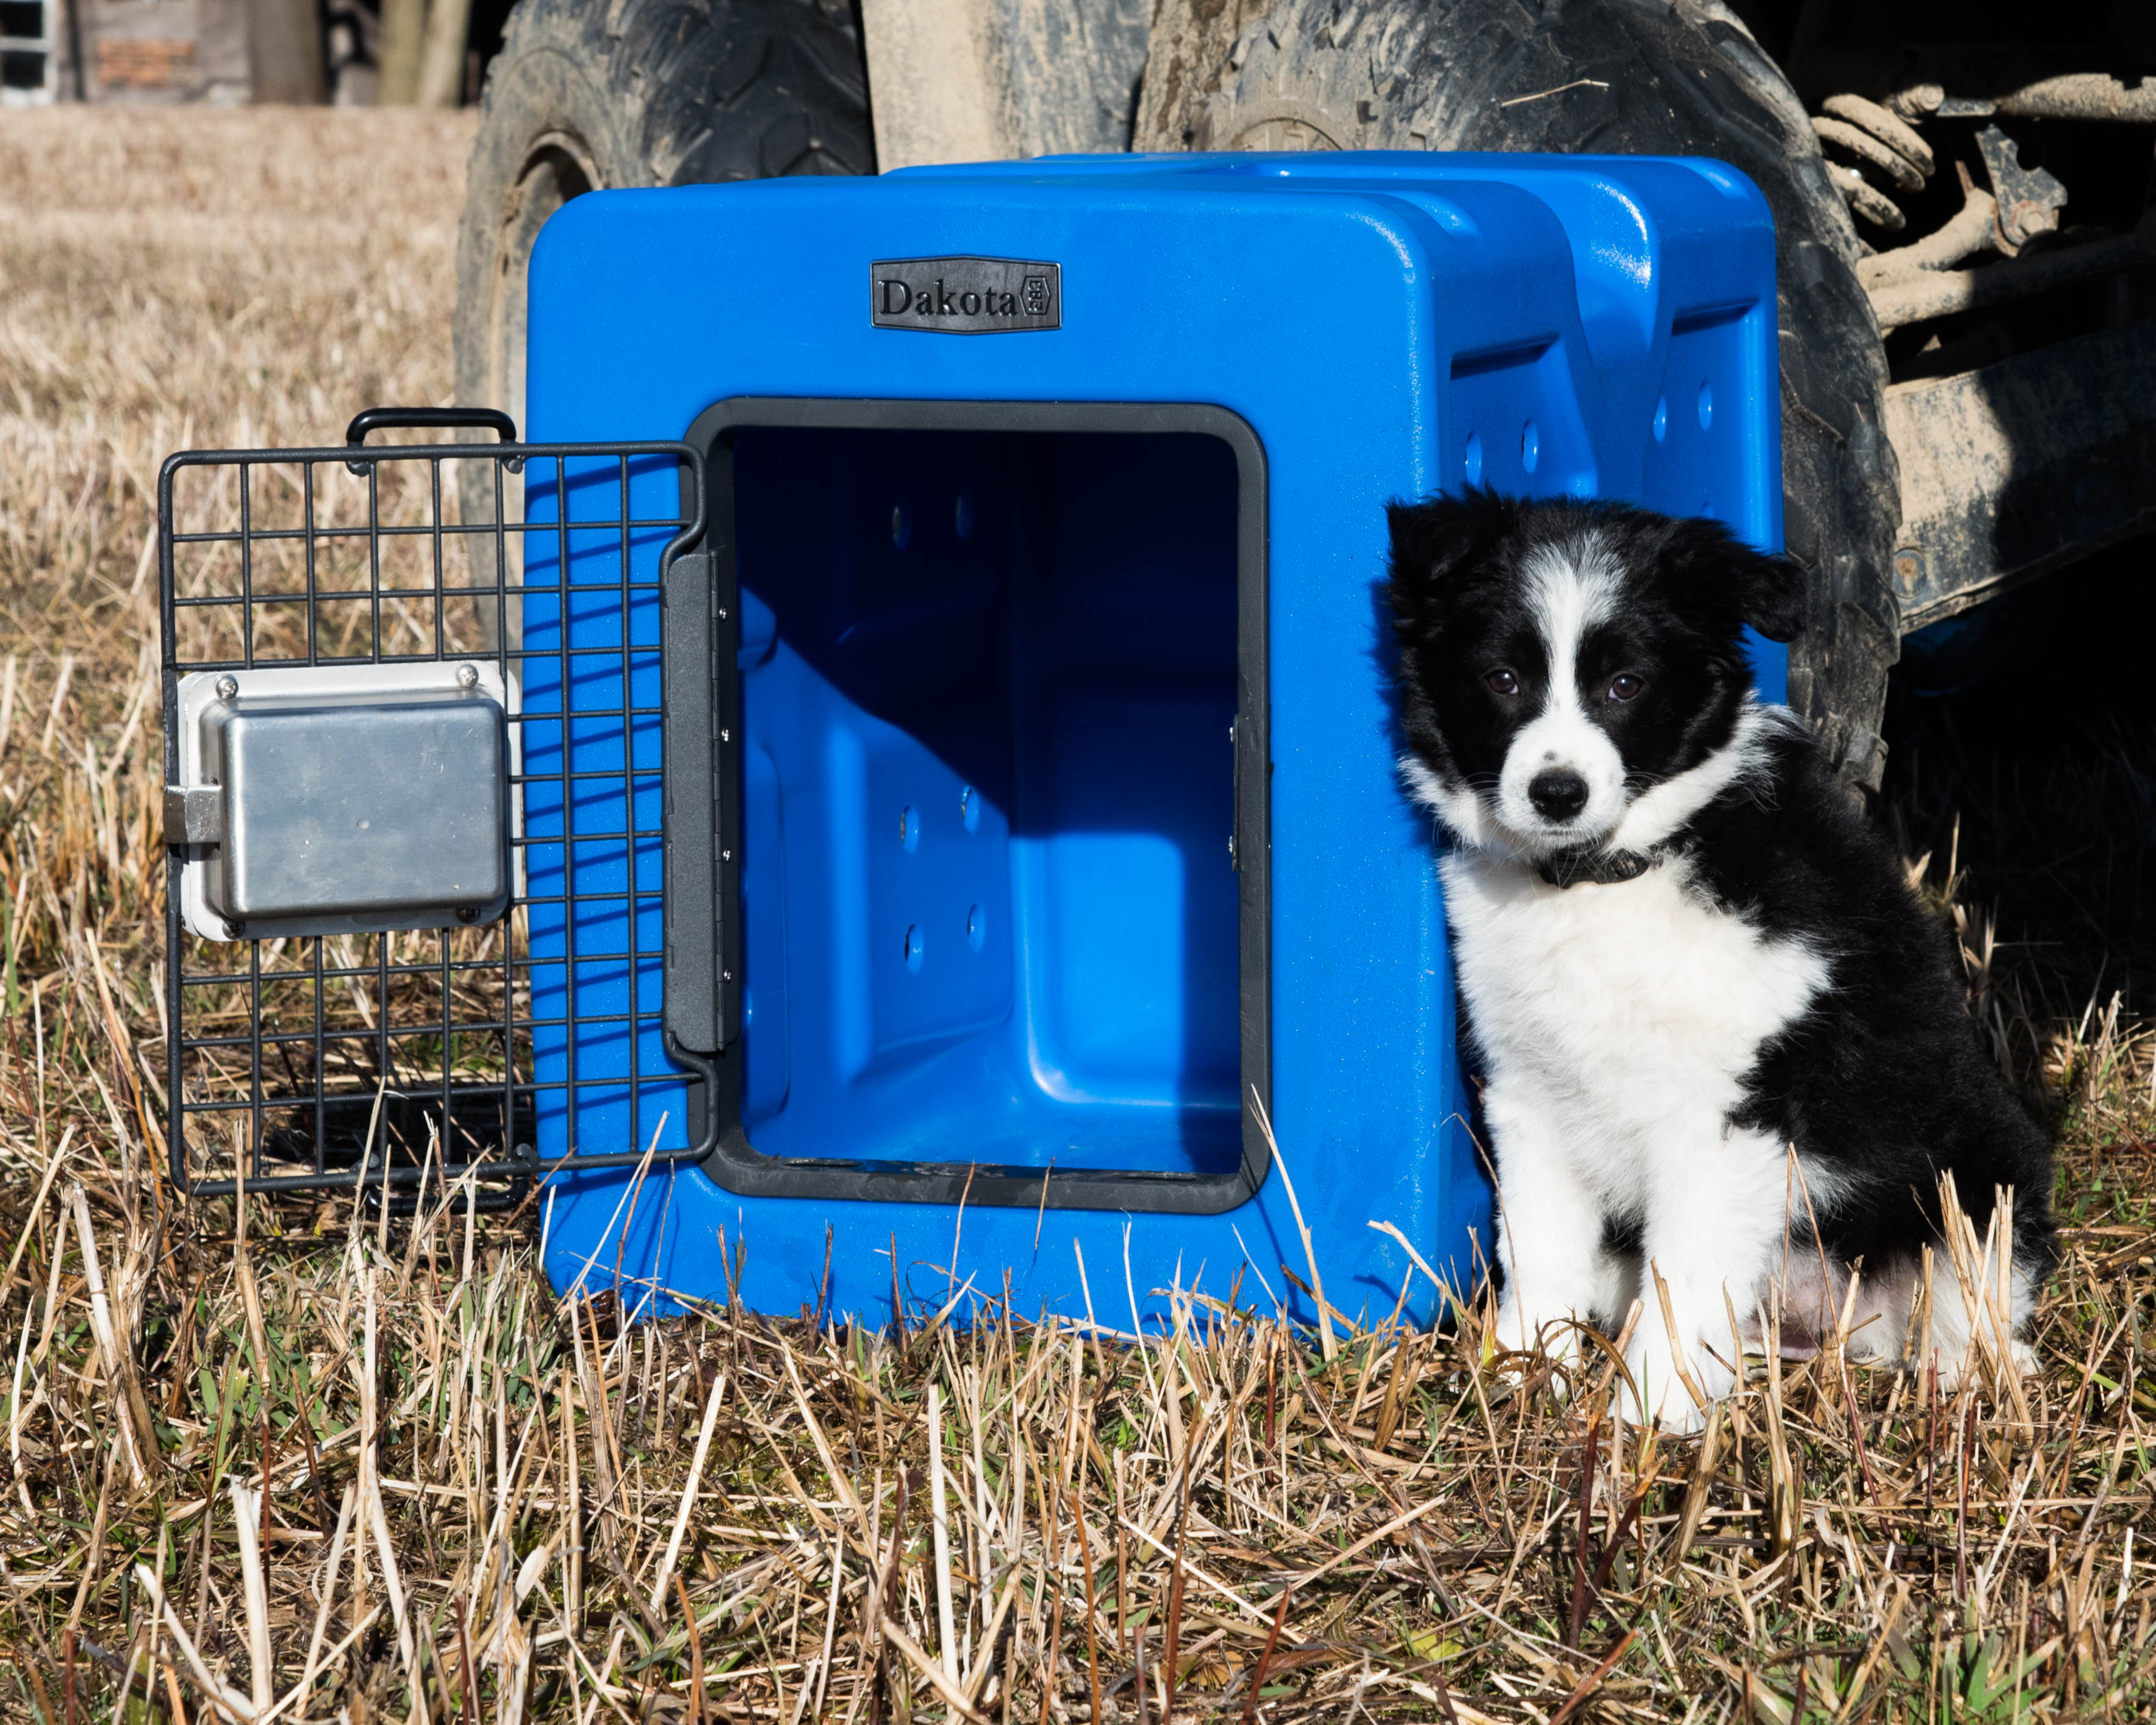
xmin=1386 ymin=489 xmax=2055 ymax=1430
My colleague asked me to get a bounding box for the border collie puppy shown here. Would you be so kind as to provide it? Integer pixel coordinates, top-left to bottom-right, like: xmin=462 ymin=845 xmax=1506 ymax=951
xmin=1386 ymin=490 xmax=2054 ymax=1430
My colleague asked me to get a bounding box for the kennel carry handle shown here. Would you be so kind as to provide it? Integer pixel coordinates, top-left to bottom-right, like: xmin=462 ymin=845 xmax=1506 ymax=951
xmin=344 ymin=406 xmax=521 ymax=473
xmin=158 ymin=425 xmax=729 ymax=1198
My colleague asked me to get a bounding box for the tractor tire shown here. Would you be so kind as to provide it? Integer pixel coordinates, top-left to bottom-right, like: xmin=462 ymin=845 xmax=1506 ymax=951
xmin=1139 ymin=0 xmax=1903 ymax=795
xmin=454 ymin=0 xmax=873 ymax=444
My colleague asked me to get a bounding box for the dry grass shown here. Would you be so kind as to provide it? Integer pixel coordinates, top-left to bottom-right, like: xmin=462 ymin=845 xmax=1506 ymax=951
xmin=3 ymin=107 xmax=2154 ymax=1724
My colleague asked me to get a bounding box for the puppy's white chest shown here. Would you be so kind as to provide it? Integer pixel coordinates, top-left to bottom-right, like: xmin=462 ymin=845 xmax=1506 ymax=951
xmin=1440 ymin=854 xmax=1828 ymax=1124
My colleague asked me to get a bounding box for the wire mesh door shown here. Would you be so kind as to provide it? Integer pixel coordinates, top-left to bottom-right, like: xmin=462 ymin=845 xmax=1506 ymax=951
xmin=159 ymin=411 xmax=716 ymax=1204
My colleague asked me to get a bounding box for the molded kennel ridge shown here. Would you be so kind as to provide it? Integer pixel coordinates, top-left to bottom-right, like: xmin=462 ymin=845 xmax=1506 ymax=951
xmin=521 ymin=151 xmax=1785 ymax=1326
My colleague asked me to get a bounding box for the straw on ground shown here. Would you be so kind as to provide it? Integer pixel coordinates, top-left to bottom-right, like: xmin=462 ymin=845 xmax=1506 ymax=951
xmin=3 ymin=107 xmax=2154 ymax=1723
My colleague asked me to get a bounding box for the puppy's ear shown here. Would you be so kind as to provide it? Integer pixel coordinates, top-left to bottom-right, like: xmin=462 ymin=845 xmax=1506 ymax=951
xmin=1732 ymin=546 xmax=1809 ymax=644
xmin=1385 ymin=488 xmax=1516 ymax=626
xmin=1656 ymin=515 xmax=1810 ymax=644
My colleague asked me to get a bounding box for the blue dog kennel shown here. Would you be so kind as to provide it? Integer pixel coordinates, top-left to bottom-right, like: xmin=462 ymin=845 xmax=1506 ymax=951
xmin=157 ymin=151 xmax=1781 ymax=1332
xmin=513 ymin=151 xmax=1785 ymax=1328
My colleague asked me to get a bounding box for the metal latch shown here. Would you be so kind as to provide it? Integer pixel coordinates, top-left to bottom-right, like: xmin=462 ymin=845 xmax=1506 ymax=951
xmin=167 ymin=660 xmax=518 ymax=942
xmin=163 ymin=785 xmax=224 ymax=845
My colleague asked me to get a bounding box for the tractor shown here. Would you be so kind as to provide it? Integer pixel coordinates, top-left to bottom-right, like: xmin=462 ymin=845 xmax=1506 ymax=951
xmin=454 ymin=0 xmax=2156 ymax=797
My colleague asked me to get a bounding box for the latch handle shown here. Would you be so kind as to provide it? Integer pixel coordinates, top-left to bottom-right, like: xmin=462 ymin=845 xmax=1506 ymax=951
xmin=163 ymin=785 xmax=223 ymax=846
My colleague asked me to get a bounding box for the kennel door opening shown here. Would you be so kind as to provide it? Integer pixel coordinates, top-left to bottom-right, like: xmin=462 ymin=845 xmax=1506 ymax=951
xmin=724 ymin=422 xmax=1249 ymax=1179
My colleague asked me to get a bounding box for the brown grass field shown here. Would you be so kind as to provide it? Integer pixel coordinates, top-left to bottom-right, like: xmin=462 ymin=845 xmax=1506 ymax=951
xmin=3 ymin=105 xmax=2155 ymax=1725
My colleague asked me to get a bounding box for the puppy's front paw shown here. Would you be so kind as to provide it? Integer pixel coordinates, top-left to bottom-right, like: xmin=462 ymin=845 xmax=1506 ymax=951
xmin=1620 ymin=1327 xmax=1728 ymax=1434
xmin=1496 ymin=1297 xmax=1591 ymax=1376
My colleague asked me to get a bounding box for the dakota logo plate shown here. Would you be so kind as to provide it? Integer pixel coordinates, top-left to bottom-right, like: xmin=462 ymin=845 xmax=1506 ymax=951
xmin=871 ymin=257 xmax=1060 ymax=333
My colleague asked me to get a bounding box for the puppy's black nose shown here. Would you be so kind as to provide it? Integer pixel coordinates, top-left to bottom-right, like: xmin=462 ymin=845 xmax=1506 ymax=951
xmin=1528 ymin=768 xmax=1589 ymax=822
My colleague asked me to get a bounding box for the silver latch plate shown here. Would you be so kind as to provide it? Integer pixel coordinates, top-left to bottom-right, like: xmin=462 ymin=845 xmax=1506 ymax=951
xmin=170 ymin=661 xmax=517 ymax=941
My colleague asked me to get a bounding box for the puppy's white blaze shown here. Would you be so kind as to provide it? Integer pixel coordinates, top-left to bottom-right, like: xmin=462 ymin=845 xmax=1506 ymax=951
xmin=1496 ymin=535 xmax=1629 ymax=843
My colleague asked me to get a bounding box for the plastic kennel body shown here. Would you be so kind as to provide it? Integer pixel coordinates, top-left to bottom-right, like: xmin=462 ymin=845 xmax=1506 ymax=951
xmin=525 ymin=152 xmax=1785 ymax=1329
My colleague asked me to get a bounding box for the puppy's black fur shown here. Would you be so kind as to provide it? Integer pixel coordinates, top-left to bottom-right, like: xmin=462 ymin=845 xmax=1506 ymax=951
xmin=1706 ymin=722 xmax=2058 ymax=1284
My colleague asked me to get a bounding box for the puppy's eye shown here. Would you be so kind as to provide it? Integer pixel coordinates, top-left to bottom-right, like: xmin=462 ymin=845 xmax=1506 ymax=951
xmin=1607 ymin=673 xmax=1643 ymax=704
xmin=1485 ymin=669 xmax=1520 ymax=697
